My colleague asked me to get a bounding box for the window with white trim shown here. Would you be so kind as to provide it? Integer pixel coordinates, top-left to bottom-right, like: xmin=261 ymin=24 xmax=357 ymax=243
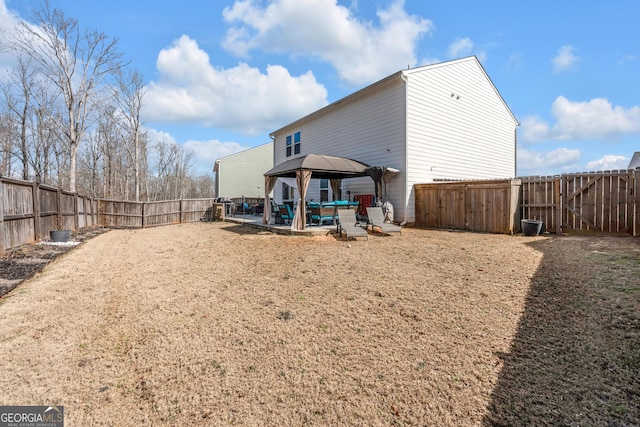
xmin=285 ymin=135 xmax=292 ymax=157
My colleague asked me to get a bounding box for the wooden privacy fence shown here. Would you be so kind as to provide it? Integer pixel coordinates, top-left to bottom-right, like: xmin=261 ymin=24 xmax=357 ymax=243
xmin=0 ymin=177 xmax=99 ymax=255
xmin=521 ymin=169 xmax=639 ymax=236
xmin=414 ymin=179 xmax=522 ymax=234
xmin=415 ymin=169 xmax=639 ymax=236
xmin=0 ymin=176 xmax=217 ymax=255
xmin=98 ymin=198 xmax=216 ymax=228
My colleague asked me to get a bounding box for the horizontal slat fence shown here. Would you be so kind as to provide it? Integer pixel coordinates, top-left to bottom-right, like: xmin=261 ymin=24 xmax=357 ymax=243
xmin=0 ymin=177 xmax=216 ymax=255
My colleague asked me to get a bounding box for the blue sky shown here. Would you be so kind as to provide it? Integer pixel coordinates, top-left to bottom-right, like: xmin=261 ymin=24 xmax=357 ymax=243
xmin=2 ymin=0 xmax=639 ymax=176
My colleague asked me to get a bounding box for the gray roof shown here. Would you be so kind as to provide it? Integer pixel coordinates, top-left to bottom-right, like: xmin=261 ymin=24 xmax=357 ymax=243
xmin=264 ymin=154 xmax=370 ymax=179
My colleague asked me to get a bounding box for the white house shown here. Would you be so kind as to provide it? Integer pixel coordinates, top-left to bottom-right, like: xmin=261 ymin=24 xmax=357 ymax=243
xmin=269 ymin=56 xmax=518 ymax=224
xmin=213 ymin=142 xmax=273 ymax=199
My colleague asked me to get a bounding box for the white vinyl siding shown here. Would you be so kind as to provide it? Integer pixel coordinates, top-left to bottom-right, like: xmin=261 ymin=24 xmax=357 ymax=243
xmin=404 ymin=58 xmax=517 ymax=221
xmin=269 ymin=56 xmax=518 ymax=224
xmin=273 ymin=77 xmax=407 ymax=215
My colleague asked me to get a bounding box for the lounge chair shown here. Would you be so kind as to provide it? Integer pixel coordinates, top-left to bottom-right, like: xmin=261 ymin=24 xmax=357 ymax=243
xmin=336 ymin=209 xmax=368 ymax=241
xmin=366 ymin=206 xmax=401 ymax=235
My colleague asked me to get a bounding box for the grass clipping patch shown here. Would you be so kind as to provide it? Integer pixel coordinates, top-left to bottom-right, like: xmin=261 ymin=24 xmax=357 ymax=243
xmin=0 ymin=223 xmax=638 ymax=426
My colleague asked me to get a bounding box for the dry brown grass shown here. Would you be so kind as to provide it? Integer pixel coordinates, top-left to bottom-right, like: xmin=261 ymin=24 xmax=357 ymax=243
xmin=0 ymin=222 xmax=638 ymax=426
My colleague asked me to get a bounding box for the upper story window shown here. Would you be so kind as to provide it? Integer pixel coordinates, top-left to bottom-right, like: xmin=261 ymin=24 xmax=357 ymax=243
xmin=294 ymin=132 xmax=301 ymax=155
xmin=285 ymin=135 xmax=292 ymax=157
xmin=285 ymin=132 xmax=301 ymax=157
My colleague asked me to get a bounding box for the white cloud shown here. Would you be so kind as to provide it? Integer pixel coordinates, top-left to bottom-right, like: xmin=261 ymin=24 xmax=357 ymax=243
xmin=517 ymin=146 xmax=581 ymax=176
xmin=146 ymin=128 xmax=249 ymax=175
xmin=585 ymin=155 xmax=629 ymax=171
xmin=551 ymin=96 xmax=640 ymax=140
xmin=447 ymin=37 xmax=473 ymax=58
xmin=144 ymin=35 xmax=328 ymax=135
xmin=183 ymin=139 xmax=247 ymax=173
xmin=0 ymin=0 xmax=25 ymax=79
xmin=520 ymin=96 xmax=640 ymax=142
xmin=519 ymin=115 xmax=550 ymax=143
xmin=552 ymin=45 xmax=577 ymax=73
xmin=618 ymin=54 xmax=637 ymax=65
xmin=221 ymin=0 xmax=433 ymax=86
xmin=506 ymin=52 xmax=523 ymax=72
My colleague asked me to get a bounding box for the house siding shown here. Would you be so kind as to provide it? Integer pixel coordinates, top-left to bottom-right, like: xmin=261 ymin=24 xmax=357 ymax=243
xmin=404 ymin=59 xmax=517 ymax=221
xmin=215 ymin=142 xmax=274 ymax=199
xmin=269 ymin=56 xmax=517 ymax=224
xmin=272 ymin=77 xmax=407 ymax=215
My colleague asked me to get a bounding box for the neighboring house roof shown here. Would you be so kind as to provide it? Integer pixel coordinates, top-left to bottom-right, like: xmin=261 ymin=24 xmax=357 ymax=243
xmin=270 ymin=56 xmax=519 ymax=136
xmin=628 ymin=151 xmax=640 ymax=169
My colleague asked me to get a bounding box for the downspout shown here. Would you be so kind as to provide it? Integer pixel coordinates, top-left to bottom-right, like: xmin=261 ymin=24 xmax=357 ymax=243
xmin=400 ymin=72 xmax=409 ymax=226
xmin=213 ymin=160 xmax=221 ymax=198
xmin=269 ymin=133 xmax=276 ymax=198
xmin=513 ymin=127 xmax=516 ymax=177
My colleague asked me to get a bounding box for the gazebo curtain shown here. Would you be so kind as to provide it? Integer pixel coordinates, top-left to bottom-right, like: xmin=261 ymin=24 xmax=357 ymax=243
xmin=292 ymin=170 xmax=312 ymax=230
xmin=262 ymin=175 xmax=278 ymax=224
xmin=330 ymin=178 xmax=342 ymax=201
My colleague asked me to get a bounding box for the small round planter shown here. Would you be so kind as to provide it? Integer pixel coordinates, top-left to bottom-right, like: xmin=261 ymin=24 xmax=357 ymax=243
xmin=521 ymin=219 xmax=543 ymax=236
xmin=50 ymin=230 xmax=71 ymax=242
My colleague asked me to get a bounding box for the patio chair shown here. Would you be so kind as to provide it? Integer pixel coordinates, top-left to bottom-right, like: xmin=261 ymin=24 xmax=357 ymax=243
xmin=366 ymin=206 xmax=401 ymax=235
xmin=278 ymin=204 xmax=294 ymax=225
xmin=310 ymin=206 xmax=335 ymax=226
xmin=236 ymin=202 xmax=253 ymax=215
xmin=336 ymin=208 xmax=368 ymax=241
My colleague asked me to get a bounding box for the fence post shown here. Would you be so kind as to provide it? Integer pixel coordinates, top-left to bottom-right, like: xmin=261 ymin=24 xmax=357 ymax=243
xmin=141 ymin=202 xmax=145 ymax=229
xmin=554 ymin=177 xmax=562 ymax=235
xmin=73 ymin=192 xmax=79 ymax=231
xmin=631 ymin=166 xmax=640 ymax=237
xmin=56 ymin=187 xmax=62 ymax=229
xmin=180 ymin=199 xmax=184 ymax=224
xmin=32 ymin=181 xmax=41 ymax=241
xmin=0 ymin=178 xmax=5 ymax=256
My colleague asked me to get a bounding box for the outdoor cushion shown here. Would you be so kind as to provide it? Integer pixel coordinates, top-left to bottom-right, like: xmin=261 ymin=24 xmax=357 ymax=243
xmin=310 ymin=206 xmax=335 ymax=226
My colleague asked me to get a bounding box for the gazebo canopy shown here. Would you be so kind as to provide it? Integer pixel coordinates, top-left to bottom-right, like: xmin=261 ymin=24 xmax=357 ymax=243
xmin=264 ymin=154 xmax=370 ymax=179
xmin=263 ymin=154 xmax=380 ymax=230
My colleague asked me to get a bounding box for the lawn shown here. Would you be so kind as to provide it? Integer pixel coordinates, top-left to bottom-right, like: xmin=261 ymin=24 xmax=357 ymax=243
xmin=0 ymin=223 xmax=638 ymax=426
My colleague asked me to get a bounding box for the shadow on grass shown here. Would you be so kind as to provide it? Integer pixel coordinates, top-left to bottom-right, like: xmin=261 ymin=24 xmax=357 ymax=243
xmin=218 ymin=223 xmax=266 ymax=236
xmin=484 ymin=236 xmax=640 ymax=426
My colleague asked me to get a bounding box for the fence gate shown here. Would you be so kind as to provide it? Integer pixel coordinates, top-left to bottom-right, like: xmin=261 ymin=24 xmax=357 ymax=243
xmin=562 ymin=170 xmax=636 ymax=234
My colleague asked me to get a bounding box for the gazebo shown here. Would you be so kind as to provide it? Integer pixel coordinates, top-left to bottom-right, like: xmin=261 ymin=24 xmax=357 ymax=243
xmin=262 ymin=154 xmax=372 ymax=230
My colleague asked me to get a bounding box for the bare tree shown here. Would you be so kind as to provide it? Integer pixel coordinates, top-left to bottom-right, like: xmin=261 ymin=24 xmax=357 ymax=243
xmin=1 ymin=57 xmax=36 ymax=180
xmin=183 ymin=174 xmax=215 ymax=198
xmin=31 ymin=81 xmax=62 ymax=184
xmin=148 ymin=141 xmax=195 ymax=200
xmin=12 ymin=0 xmax=125 ymax=191
xmin=95 ymin=104 xmax=123 ymax=199
xmin=0 ymin=110 xmax=15 ymax=177
xmin=112 ymin=69 xmax=147 ymax=201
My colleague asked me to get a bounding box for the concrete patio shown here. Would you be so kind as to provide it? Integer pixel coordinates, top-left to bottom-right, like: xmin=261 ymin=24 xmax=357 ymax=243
xmin=223 ymin=213 xmax=340 ymax=236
